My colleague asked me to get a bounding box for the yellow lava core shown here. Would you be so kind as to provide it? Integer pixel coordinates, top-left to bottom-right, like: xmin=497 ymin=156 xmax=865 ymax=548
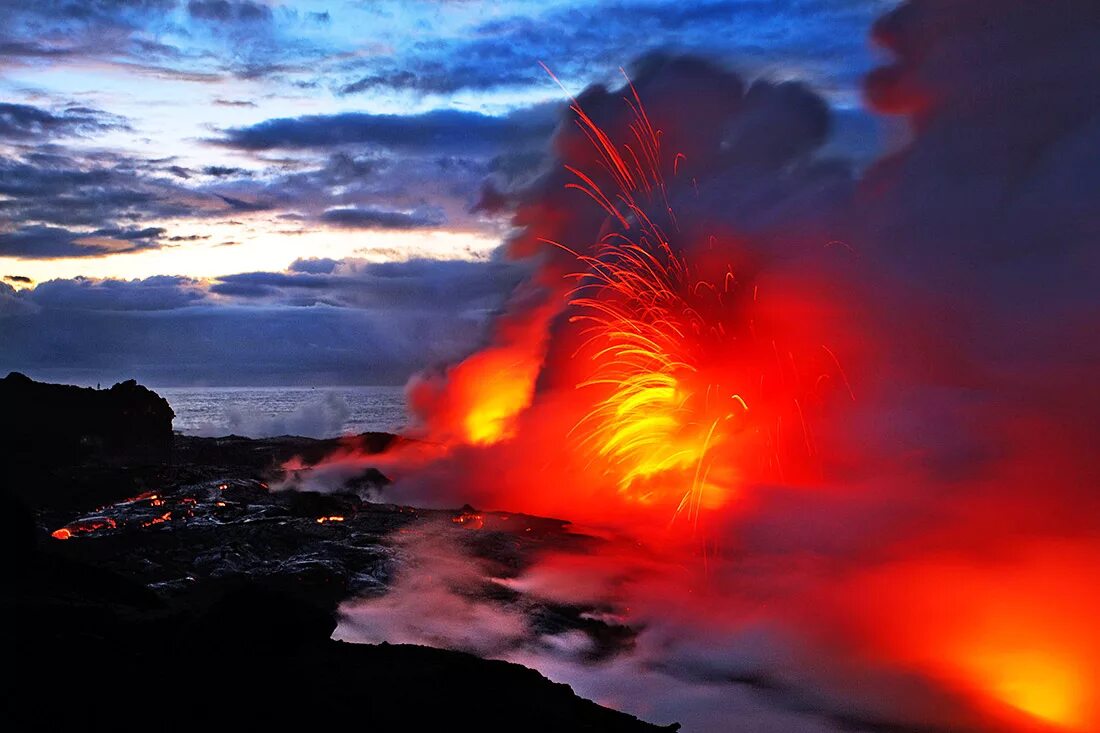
xmin=459 ymin=350 xmax=541 ymax=446
xmin=962 ymin=647 xmax=1086 ymax=728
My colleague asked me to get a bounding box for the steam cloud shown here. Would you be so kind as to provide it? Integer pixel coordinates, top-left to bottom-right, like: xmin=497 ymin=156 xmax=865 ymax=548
xmin=321 ymin=2 xmax=1100 ymax=731
xmin=193 ymin=391 xmax=351 ymax=438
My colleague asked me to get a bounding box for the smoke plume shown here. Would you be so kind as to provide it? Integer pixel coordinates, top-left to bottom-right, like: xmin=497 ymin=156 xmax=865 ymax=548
xmin=313 ymin=3 xmax=1100 ymax=731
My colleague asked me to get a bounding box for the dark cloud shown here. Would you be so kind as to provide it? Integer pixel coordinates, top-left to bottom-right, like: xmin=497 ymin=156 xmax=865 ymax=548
xmin=28 ymin=275 xmax=207 ymax=311
xmin=0 ymin=257 xmax=523 ymax=385
xmin=215 ymin=193 xmax=272 ymax=212
xmin=0 ymin=0 xmax=181 ymax=69
xmin=0 ymin=148 xmax=267 ymax=256
xmin=845 ymin=0 xmax=1100 ymax=539
xmin=210 ymin=270 xmax=332 ymax=299
xmin=201 ymin=105 xmax=560 ymax=233
xmin=0 ymin=102 xmax=127 ymax=140
xmin=187 ymin=0 xmax=273 ymax=24
xmin=289 ymin=257 xmax=339 ymax=274
xmin=0 ymin=0 xmax=331 ymax=83
xmin=202 ymin=165 xmax=250 ymax=177
xmin=501 ymin=52 xmax=854 ymax=262
xmin=4 ymin=275 xmax=32 ymax=284
xmin=210 ymin=257 xmax=526 ymax=311
xmin=199 ymin=141 xmax=541 ymax=234
xmin=0 ymin=225 xmax=166 ymax=258
xmin=336 ymin=0 xmax=886 ymax=101
xmin=0 ymin=281 xmax=36 ymax=317
xmin=338 ymin=59 xmax=533 ymax=97
xmin=319 ymin=206 xmax=445 ymax=230
xmin=860 ymin=0 xmax=1100 ymax=276
xmin=214 ymin=107 xmax=556 ymax=154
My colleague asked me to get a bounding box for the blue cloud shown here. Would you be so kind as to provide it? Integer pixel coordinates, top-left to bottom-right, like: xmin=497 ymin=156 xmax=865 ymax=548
xmin=215 ymin=108 xmax=555 ymax=153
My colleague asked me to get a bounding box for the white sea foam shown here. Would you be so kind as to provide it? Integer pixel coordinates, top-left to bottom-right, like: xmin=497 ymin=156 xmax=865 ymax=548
xmin=158 ymin=385 xmax=407 ymax=438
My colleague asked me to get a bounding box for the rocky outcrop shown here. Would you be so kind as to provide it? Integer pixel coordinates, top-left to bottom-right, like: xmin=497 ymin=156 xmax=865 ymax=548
xmin=2 ymin=485 xmax=673 ymax=733
xmin=1 ymin=376 xmax=672 ymax=732
xmin=1 ymin=371 xmax=174 ymax=466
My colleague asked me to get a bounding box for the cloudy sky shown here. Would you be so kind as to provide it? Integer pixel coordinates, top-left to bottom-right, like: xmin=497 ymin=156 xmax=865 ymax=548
xmin=1 ymin=0 xmax=895 ymax=385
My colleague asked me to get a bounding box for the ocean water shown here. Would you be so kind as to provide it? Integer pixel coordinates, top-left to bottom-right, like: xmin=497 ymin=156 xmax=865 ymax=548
xmin=159 ymin=386 xmax=408 ymax=439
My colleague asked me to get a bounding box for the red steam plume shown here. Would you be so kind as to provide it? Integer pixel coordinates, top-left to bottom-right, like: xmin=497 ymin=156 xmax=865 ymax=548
xmin=302 ymin=4 xmax=1100 ymax=729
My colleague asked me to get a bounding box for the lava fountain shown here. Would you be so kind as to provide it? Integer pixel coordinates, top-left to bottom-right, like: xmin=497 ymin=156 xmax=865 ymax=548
xmin=326 ymin=64 xmax=858 ymax=535
xmin=301 ymin=16 xmax=1100 ymax=732
xmin=481 ymin=67 xmax=854 ymax=524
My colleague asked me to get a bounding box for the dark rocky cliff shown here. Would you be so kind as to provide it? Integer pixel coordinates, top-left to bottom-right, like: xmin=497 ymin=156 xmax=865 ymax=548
xmin=0 ymin=375 xmax=675 ymax=733
xmin=1 ymin=371 xmax=174 ymax=466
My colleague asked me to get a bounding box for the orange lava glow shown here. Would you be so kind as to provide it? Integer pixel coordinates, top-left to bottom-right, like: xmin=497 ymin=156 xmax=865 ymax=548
xmin=455 ymin=347 xmax=541 ymax=445
xmin=141 ymin=511 xmax=172 ymax=528
xmin=283 ymin=57 xmax=1100 ymax=733
xmin=844 ymin=542 xmax=1100 ymax=731
xmin=49 ymin=517 xmax=117 ymax=539
xmin=451 ymin=511 xmax=484 ymax=529
xmin=316 ymin=515 xmax=345 ymax=524
xmin=407 ymin=298 xmax=557 ymax=448
xmin=541 ymin=69 xmax=846 ymax=519
xmin=379 ymin=68 xmax=853 ymax=530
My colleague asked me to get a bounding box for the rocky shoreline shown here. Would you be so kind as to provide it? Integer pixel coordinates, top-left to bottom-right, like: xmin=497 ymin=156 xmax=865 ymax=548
xmin=2 ymin=373 xmax=674 ymax=732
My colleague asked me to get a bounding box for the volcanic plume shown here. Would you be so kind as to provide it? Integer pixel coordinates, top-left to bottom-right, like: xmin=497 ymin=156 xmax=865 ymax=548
xmin=389 ymin=56 xmax=861 ymax=531
xmin=302 ymin=2 xmax=1100 ymax=731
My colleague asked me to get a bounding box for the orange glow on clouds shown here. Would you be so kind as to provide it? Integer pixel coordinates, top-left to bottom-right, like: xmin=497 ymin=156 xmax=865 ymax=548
xmin=540 ymin=71 xmax=846 ymax=520
xmin=388 ymin=67 xmax=855 ymax=531
xmin=844 ymin=541 xmax=1100 ymax=731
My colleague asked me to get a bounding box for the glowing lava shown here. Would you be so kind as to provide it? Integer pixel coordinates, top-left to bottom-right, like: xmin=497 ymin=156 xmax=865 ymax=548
xmin=544 ymin=69 xmax=844 ymax=518
xmin=141 ymin=511 xmax=172 ymax=528
xmin=456 ymin=347 xmax=541 ymax=445
xmin=50 ymin=517 xmax=117 ymax=539
xmin=969 ymin=649 xmax=1085 ymax=727
xmin=846 ymin=542 xmax=1100 ymax=732
xmin=451 ymin=510 xmax=484 ymax=529
xmin=407 ymin=300 xmax=556 ymax=448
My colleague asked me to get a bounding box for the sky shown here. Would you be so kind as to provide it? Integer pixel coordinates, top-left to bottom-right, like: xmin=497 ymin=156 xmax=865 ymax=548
xmin=0 ymin=0 xmax=896 ymax=385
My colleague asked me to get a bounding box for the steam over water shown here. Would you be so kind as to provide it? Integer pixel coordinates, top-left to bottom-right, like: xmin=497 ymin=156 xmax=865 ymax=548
xmin=161 ymin=386 xmax=407 ymax=438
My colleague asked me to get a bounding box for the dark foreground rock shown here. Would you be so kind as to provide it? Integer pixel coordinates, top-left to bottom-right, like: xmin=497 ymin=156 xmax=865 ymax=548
xmin=4 ymin=375 xmax=673 ymax=732
xmin=2 ymin=371 xmax=174 ymax=465
xmin=3 ymin=509 xmax=671 ymax=732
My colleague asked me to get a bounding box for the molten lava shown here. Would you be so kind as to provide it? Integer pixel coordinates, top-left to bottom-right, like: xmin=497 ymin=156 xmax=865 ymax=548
xmin=141 ymin=511 xmax=171 ymax=528
xmin=542 ymin=70 xmax=846 ymax=519
xmin=407 ymin=300 xmax=556 ymax=448
xmin=451 ymin=510 xmax=484 ymax=529
xmin=453 ymin=346 xmax=541 ymax=445
xmin=837 ymin=540 xmax=1100 ymax=732
xmin=50 ymin=517 xmax=117 ymax=540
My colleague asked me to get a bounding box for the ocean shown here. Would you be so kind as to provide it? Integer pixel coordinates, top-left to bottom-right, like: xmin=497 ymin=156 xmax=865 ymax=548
xmin=159 ymin=386 xmax=408 ymax=439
